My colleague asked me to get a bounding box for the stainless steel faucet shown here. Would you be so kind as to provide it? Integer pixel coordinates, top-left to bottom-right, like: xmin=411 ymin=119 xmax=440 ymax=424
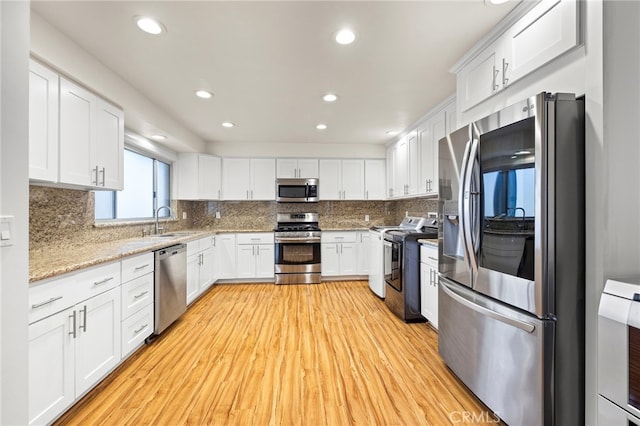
xmin=154 ymin=205 xmax=173 ymax=234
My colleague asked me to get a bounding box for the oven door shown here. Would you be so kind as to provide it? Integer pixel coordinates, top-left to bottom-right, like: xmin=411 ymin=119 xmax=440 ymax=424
xmin=274 ymin=240 xmax=320 ymax=270
xmin=383 ymin=240 xmax=401 ymax=292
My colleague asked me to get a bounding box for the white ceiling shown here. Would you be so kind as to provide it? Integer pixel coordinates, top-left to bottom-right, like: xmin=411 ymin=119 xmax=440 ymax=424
xmin=31 ymin=1 xmax=517 ymax=150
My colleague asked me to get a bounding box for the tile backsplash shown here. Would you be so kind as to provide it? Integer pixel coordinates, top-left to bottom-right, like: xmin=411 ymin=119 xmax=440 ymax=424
xmin=29 ymin=185 xmax=439 ymax=249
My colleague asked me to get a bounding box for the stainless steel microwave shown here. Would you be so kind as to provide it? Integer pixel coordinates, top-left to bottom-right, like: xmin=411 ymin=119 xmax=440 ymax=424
xmin=275 ymin=178 xmax=319 ymax=203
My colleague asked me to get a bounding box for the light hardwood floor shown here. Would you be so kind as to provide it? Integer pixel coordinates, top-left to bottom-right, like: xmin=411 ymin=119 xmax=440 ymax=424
xmin=55 ymin=281 xmax=497 ymax=425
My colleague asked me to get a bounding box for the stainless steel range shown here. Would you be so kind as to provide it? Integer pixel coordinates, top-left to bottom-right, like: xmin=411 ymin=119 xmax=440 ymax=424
xmin=274 ymin=213 xmax=321 ymax=284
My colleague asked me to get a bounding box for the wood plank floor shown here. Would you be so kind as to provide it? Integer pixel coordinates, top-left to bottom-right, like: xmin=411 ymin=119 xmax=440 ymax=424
xmin=55 ymin=281 xmax=498 ymax=425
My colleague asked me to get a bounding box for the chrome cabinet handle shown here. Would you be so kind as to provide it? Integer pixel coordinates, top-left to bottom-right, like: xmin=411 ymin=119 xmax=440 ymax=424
xmin=246 ymin=190 xmax=249 ymax=200
xmin=69 ymin=311 xmax=77 ymax=338
xmin=492 ymin=65 xmax=499 ymax=91
xmin=365 ymin=190 xmax=368 ymax=200
xmin=502 ymin=58 xmax=509 ymax=86
xmin=100 ymin=167 xmax=106 ymax=186
xmin=428 ymin=256 xmax=438 ymax=262
xmin=93 ymin=276 xmax=114 ymax=286
xmin=32 ymin=296 xmax=63 ymax=309
xmin=79 ymin=305 xmax=87 ymax=332
xmin=134 ymin=323 xmax=148 ymax=334
xmin=133 ymin=290 xmax=148 ymax=300
xmin=92 ymin=166 xmax=99 ymax=186
xmin=251 ymin=189 xmax=253 ymax=199
xmin=134 ymin=264 xmax=150 ymax=271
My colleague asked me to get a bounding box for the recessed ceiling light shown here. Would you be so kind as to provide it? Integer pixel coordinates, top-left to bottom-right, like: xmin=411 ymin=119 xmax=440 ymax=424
xmin=335 ymin=29 xmax=356 ymax=45
xmin=135 ymin=16 xmax=165 ymax=35
xmin=316 ymin=124 xmax=328 ymax=130
xmin=222 ymin=122 xmax=235 ymax=128
xmin=195 ymin=90 xmax=213 ymax=99
xmin=386 ymin=130 xmax=399 ymax=136
xmin=323 ymin=93 xmax=338 ymax=102
xmin=487 ymin=0 xmax=510 ymax=4
xmin=150 ymin=134 xmax=167 ymax=141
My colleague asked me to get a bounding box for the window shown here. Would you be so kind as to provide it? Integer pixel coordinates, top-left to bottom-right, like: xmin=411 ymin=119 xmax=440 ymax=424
xmin=95 ymin=149 xmax=171 ymax=220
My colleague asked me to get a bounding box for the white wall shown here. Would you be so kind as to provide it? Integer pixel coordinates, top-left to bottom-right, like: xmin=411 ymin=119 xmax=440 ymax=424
xmin=452 ymin=1 xmax=605 ymax=423
xmin=0 ymin=1 xmax=30 ymax=424
xmin=30 ymin=12 xmax=206 ymax=154
xmin=208 ymin=141 xmax=385 ymax=159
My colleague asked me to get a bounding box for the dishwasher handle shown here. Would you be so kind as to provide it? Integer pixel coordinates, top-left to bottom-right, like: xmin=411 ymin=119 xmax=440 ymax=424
xmin=155 ymin=244 xmax=186 ymax=260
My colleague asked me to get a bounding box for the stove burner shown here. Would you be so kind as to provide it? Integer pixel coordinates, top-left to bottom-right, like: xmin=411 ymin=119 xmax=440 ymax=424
xmin=275 ymin=224 xmax=321 ymax=232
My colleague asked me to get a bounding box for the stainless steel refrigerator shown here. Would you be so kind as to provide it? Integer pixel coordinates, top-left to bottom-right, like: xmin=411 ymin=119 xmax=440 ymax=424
xmin=438 ymin=92 xmax=584 ymax=425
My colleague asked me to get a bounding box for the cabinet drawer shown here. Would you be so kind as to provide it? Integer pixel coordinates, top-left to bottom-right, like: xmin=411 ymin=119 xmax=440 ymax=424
xmin=321 ymin=231 xmax=357 ymax=244
xmin=29 ymin=275 xmax=76 ymax=325
xmin=236 ymin=232 xmax=274 ymax=245
xmin=186 ymin=239 xmax=201 ymax=257
xmin=121 ymin=303 xmax=154 ymax=359
xmin=198 ymin=235 xmax=217 ymax=252
xmin=121 ymin=252 xmax=154 ymax=283
xmin=77 ymin=262 xmax=121 ymax=300
xmin=420 ymin=245 xmax=438 ymax=267
xmin=121 ymin=272 xmax=154 ymax=320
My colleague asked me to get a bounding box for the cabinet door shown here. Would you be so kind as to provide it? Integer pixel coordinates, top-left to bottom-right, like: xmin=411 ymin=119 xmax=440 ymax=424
xmin=339 ymin=243 xmax=357 ymax=275
xmin=418 ymin=124 xmax=434 ymax=195
xmin=393 ymin=138 xmax=408 ymax=197
xmin=75 ymin=287 xmax=121 ymax=397
xmin=505 ymin=0 xmax=579 ymax=85
xmin=276 ymin=158 xmax=298 ymax=178
xmin=457 ymin=42 xmax=501 ymax=112
xmin=420 ymin=263 xmax=430 ymax=320
xmin=445 ymin=101 xmax=457 ymax=136
xmin=297 ymin=159 xmax=319 ymax=178
xmin=28 ymin=308 xmax=75 ymax=426
xmin=319 ymin=160 xmax=342 ymax=200
xmin=386 ymin=145 xmax=395 ymax=198
xmin=407 ymin=131 xmax=420 ymax=195
xmin=199 ymin=155 xmax=222 ymax=200
xmin=250 ymin=159 xmax=276 ymax=200
xmin=29 ymin=60 xmax=59 ymax=182
xmin=200 ymin=248 xmax=215 ymax=291
xmin=186 ymin=254 xmax=201 ymax=305
xmin=59 ymin=78 xmax=95 ymax=186
xmin=428 ymin=265 xmax=439 ymax=329
xmin=321 ymin=243 xmax=340 ymax=276
xmin=364 ymin=159 xmax=386 ymax=200
xmin=176 ymin=153 xmax=199 ymax=200
xmin=222 ymin=158 xmax=251 ymax=200
xmin=236 ymin=245 xmax=256 ymax=278
xmin=256 ymin=244 xmax=275 ymax=279
xmin=94 ymin=98 xmax=124 ymax=190
xmin=356 ymin=232 xmax=371 ymax=275
xmin=217 ymin=234 xmax=237 ymax=279
xmin=427 ymin=110 xmax=445 ymax=194
xmin=341 ymin=160 xmax=365 ymax=200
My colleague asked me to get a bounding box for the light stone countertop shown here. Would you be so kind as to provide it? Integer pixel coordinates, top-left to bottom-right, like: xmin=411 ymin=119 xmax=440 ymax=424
xmin=30 ymin=230 xmax=214 ymax=283
xmin=418 ymin=238 xmax=439 ymax=247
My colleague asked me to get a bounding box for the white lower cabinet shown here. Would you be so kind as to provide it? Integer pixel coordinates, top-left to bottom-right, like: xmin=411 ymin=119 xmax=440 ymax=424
xmin=29 ymin=286 xmax=121 ymax=425
xmin=321 ymin=232 xmax=358 ymax=277
xmin=121 ymin=303 xmax=154 ymax=358
xmin=186 ymin=236 xmax=217 ymax=304
xmin=420 ymin=244 xmax=439 ymax=328
xmin=120 ymin=253 xmax=154 ymax=358
xmin=217 ymin=234 xmax=237 ymax=279
xmin=356 ymin=231 xmax=371 ymax=275
xmin=236 ymin=233 xmax=275 ymax=279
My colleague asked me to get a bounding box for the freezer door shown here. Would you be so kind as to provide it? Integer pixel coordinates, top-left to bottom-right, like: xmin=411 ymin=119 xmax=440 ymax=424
xmin=438 ymin=125 xmax=474 ymax=288
xmin=438 ymin=277 xmax=553 ymax=425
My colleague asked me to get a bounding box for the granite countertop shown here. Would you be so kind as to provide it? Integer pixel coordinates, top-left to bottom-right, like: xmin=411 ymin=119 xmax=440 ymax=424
xmin=418 ymin=238 xmax=439 ymax=246
xmin=29 ymin=230 xmax=214 ymax=283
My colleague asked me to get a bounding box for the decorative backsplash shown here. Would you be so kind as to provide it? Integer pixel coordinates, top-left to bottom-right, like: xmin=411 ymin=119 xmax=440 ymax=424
xmin=29 ymin=185 xmax=439 ymax=249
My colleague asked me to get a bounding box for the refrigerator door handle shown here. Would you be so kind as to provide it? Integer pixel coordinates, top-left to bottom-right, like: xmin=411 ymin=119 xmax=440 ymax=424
xmin=440 ymin=279 xmax=535 ymax=333
xmin=459 ymin=140 xmax=473 ymax=269
xmin=463 ymin=138 xmax=480 ymax=272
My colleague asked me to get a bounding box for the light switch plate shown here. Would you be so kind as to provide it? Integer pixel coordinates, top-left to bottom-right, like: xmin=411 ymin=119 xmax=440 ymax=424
xmin=365 ymin=215 xmax=370 ymax=222
xmin=215 ymin=211 xmax=221 ymax=219
xmin=0 ymin=216 xmax=15 ymax=247
xmin=182 ymin=212 xmax=187 ymax=220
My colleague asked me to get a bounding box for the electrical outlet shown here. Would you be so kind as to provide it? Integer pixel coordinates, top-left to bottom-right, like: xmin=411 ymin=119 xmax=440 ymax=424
xmin=365 ymin=214 xmax=370 ymax=222
xmin=215 ymin=211 xmax=221 ymax=219
xmin=405 ymin=211 xmax=409 ymax=217
xmin=182 ymin=212 xmax=187 ymax=220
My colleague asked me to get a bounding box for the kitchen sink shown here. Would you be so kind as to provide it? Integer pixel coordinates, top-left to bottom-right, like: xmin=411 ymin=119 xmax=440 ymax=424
xmin=148 ymin=231 xmax=200 ymax=238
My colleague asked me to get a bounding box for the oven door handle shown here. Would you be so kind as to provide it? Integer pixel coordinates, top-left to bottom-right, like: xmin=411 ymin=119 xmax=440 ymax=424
xmin=275 ymin=237 xmax=321 ymax=243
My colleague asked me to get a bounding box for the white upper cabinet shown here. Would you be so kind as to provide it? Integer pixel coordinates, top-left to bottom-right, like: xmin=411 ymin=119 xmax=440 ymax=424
xmin=176 ymin=153 xmax=221 ymax=200
xmin=94 ymin=98 xmax=124 ymax=190
xmin=29 ymin=59 xmax=59 ymax=182
xmin=419 ymin=109 xmax=446 ymax=195
xmin=456 ymin=0 xmax=580 ymax=112
xmin=504 ymin=0 xmax=579 ymax=84
xmin=319 ymin=159 xmax=365 ymax=200
xmin=222 ymin=158 xmax=275 ymax=200
xmin=31 ymin=62 xmax=124 ymax=190
xmin=59 ymin=78 xmax=95 ymax=187
xmin=407 ymin=131 xmax=420 ymax=195
xmin=392 ymin=137 xmax=408 ymax=197
xmin=276 ymin=158 xmax=318 ymax=178
xmin=386 ymin=145 xmax=395 ymax=198
xmin=364 ymin=159 xmax=386 ymax=200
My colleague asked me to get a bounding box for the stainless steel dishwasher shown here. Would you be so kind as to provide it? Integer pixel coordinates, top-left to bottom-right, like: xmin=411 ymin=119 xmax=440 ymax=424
xmin=154 ymin=244 xmax=187 ymax=335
